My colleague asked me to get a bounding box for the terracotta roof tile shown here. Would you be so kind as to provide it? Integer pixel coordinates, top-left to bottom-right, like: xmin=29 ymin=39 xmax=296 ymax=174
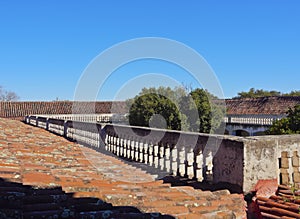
xmin=247 ymin=183 xmax=300 ymax=218
xmin=0 ymin=101 xmax=128 ymax=120
xmin=226 ymin=96 xmax=300 ymax=115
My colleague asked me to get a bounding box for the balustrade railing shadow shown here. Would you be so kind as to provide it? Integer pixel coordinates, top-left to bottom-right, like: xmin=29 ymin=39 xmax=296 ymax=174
xmin=0 ymin=178 xmax=175 ymax=219
xmin=82 ymin=142 xmax=171 ymax=180
xmin=161 ymin=175 xmax=243 ymax=194
xmin=82 ymin=142 xmax=243 ymax=194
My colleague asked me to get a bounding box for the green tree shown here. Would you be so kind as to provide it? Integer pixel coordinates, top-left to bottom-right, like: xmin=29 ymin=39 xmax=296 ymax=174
xmin=188 ymin=88 xmax=225 ymax=133
xmin=267 ymin=105 xmax=300 ymax=134
xmin=234 ymin=88 xmax=300 ymax=99
xmin=285 ymin=90 xmax=300 ymax=96
xmin=234 ymin=88 xmax=281 ymax=99
xmin=127 ymin=87 xmax=225 ymax=133
xmin=128 ymin=91 xmax=182 ymax=130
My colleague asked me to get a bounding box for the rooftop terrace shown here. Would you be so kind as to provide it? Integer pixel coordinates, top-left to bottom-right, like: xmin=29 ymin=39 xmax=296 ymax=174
xmin=0 ymin=118 xmax=246 ymax=218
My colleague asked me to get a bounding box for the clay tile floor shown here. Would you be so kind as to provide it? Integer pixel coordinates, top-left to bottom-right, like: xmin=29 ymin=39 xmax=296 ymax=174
xmin=0 ymin=118 xmax=246 ymax=219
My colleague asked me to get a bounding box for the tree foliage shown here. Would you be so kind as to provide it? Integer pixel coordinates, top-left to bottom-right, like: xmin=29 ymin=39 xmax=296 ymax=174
xmin=0 ymin=86 xmax=19 ymax=101
xmin=288 ymin=90 xmax=300 ymax=96
xmin=128 ymin=92 xmax=181 ymax=130
xmin=127 ymin=86 xmax=225 ymax=133
xmin=181 ymin=88 xmax=225 ymax=133
xmin=234 ymin=88 xmax=300 ymax=99
xmin=234 ymin=88 xmax=280 ymax=99
xmin=127 ymin=87 xmax=185 ymax=130
xmin=267 ymin=105 xmax=300 ymax=135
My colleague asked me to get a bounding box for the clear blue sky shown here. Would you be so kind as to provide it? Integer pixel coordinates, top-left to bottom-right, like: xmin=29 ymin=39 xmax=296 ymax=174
xmin=0 ymin=1 xmax=299 ymax=101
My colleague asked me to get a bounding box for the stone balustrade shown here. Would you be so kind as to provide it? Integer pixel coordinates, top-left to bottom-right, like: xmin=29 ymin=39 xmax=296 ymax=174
xmin=25 ymin=115 xmax=244 ymax=190
xmin=25 ymin=115 xmax=300 ymax=193
xmin=225 ymin=114 xmax=284 ymax=126
xmin=224 ymin=114 xmax=286 ymax=136
xmin=26 ymin=113 xmax=127 ymax=124
xmin=28 ymin=113 xmax=283 ymax=127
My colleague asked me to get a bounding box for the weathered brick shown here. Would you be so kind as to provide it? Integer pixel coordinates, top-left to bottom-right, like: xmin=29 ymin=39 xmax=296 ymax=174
xmin=280 ymin=168 xmax=288 ymax=174
xmin=281 ymin=173 xmax=290 ymax=185
xmin=281 ymin=151 xmax=289 ymax=158
xmin=292 ymin=155 xmax=299 ymax=167
xmin=293 ymin=172 xmax=300 ymax=183
xmin=281 ymin=157 xmax=290 ymax=169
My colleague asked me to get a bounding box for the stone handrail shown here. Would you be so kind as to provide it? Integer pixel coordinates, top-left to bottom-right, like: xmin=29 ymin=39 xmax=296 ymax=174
xmin=25 ymin=115 xmax=300 ymax=192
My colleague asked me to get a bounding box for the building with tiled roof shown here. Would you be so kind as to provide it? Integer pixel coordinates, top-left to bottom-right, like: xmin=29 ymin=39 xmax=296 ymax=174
xmin=0 ymin=101 xmax=127 ymax=120
xmin=226 ymin=96 xmax=300 ymax=115
xmin=0 ymin=96 xmax=299 ymax=136
xmin=224 ymin=96 xmax=300 ymax=136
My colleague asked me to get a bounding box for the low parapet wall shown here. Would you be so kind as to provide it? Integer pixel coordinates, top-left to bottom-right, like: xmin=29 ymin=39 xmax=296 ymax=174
xmin=243 ymin=135 xmax=300 ymax=191
xmin=25 ymin=115 xmax=300 ymax=193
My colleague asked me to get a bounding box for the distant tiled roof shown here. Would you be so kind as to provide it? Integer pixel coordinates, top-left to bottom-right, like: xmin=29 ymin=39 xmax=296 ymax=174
xmin=225 ymin=96 xmax=300 ymax=115
xmin=1 ymin=96 xmax=300 ymax=120
xmin=0 ymin=101 xmax=128 ymax=120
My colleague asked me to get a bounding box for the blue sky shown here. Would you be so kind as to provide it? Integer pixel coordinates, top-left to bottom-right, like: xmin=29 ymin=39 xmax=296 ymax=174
xmin=0 ymin=1 xmax=299 ymax=101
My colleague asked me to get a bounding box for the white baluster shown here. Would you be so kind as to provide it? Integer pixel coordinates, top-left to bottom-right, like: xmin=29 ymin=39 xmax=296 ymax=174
xmin=164 ymin=144 xmax=171 ymax=172
xmin=178 ymin=146 xmax=186 ymax=177
xmin=138 ymin=141 xmax=144 ymax=162
xmin=148 ymin=143 xmax=154 ymax=166
xmin=159 ymin=143 xmax=165 ymax=171
xmin=153 ymin=144 xmax=159 ymax=168
xmin=186 ymin=147 xmax=194 ymax=179
xmin=171 ymin=146 xmax=178 ymax=176
xmin=195 ymin=152 xmax=204 ymax=181
xmin=143 ymin=142 xmax=149 ymax=164
xmin=134 ymin=140 xmax=139 ymax=161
